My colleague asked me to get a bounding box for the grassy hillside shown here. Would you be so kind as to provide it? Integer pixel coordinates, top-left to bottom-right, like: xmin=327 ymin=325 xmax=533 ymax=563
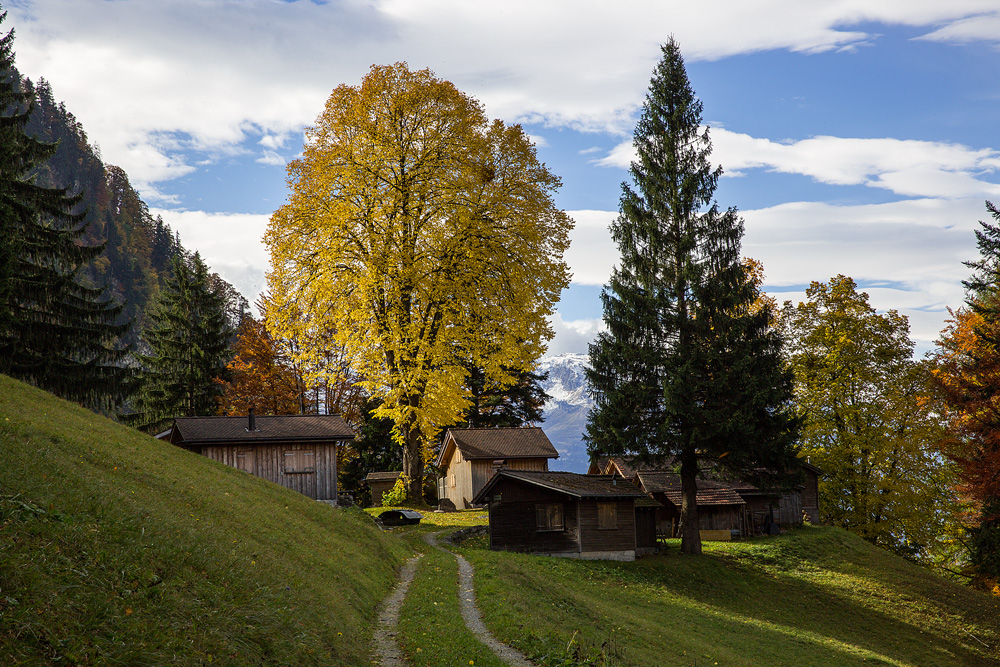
xmin=0 ymin=375 xmax=408 ymax=665
xmin=459 ymin=527 xmax=1000 ymax=666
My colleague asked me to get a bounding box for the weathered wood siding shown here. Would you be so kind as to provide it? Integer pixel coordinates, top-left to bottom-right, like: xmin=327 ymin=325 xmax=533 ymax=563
xmin=578 ymin=499 xmax=635 ymax=553
xmin=440 ymin=452 xmax=551 ymax=509
xmin=802 ymin=469 xmax=820 ymax=523
xmin=487 ymin=481 xmax=581 ymax=554
xmin=370 ymin=480 xmax=396 ymax=507
xmin=777 ymin=491 xmax=803 ymax=524
xmin=199 ymin=441 xmax=339 ymax=500
xmin=635 ymin=507 xmax=658 ymax=550
xmin=650 ymin=494 xmax=743 ymax=536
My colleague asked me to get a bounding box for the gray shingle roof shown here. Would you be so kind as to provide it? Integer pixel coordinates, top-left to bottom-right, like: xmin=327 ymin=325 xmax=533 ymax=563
xmin=168 ymin=414 xmax=354 ymax=445
xmin=635 ymin=471 xmax=746 ymax=507
xmin=474 ymin=470 xmax=651 ymax=504
xmin=437 ymin=427 xmax=558 ymax=466
xmin=365 ymin=471 xmax=402 ymax=482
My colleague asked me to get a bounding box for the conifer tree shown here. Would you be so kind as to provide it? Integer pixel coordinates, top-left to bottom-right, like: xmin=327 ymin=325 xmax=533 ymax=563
xmin=462 ymin=364 xmax=549 ymax=428
xmin=131 ymin=253 xmax=234 ymax=433
xmin=585 ymin=39 xmax=799 ymax=554
xmin=0 ymin=10 xmax=130 ymax=408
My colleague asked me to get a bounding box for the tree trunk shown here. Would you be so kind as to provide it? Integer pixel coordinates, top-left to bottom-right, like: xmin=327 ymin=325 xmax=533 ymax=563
xmin=679 ymin=448 xmax=702 ymax=554
xmin=401 ymin=421 xmax=424 ymax=504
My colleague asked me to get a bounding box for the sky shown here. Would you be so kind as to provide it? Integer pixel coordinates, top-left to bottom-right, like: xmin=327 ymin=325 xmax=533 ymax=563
xmin=6 ymin=0 xmax=1000 ymax=358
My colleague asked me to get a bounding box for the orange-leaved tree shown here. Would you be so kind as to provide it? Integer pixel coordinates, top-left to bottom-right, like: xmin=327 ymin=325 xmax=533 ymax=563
xmin=931 ymin=201 xmax=1000 ymax=585
xmin=218 ymin=314 xmax=303 ymax=416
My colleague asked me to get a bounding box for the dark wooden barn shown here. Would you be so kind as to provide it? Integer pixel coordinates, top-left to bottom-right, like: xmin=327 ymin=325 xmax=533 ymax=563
xmin=365 ymin=471 xmax=403 ymax=507
xmin=161 ymin=413 xmax=354 ymax=502
xmin=472 ymin=470 xmax=659 ymax=561
xmin=634 ymin=471 xmax=747 ymax=539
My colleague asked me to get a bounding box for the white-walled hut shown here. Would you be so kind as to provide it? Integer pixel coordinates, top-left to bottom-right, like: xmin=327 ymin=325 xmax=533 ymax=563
xmin=435 ymin=427 xmax=559 ymax=509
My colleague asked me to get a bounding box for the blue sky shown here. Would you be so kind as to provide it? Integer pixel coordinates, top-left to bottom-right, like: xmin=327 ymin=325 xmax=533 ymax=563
xmin=7 ymin=0 xmax=1000 ymax=356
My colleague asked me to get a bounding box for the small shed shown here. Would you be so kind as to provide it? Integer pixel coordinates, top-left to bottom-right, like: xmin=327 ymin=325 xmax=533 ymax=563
xmin=162 ymin=412 xmax=354 ymax=501
xmin=635 ymin=471 xmax=747 ymax=537
xmin=436 ymin=427 xmax=559 ymax=510
xmin=472 ymin=470 xmax=658 ymax=561
xmin=365 ymin=471 xmax=403 ymax=507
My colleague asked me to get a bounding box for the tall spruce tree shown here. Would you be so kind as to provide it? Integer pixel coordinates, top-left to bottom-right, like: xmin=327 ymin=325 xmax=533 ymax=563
xmin=462 ymin=364 xmax=549 ymax=428
xmin=585 ymin=39 xmax=800 ymax=554
xmin=0 ymin=10 xmax=130 ymax=408
xmin=131 ymin=253 xmax=234 ymax=433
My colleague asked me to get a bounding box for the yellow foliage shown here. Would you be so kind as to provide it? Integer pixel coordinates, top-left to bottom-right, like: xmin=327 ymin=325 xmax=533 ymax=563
xmin=265 ymin=63 xmax=571 ymax=493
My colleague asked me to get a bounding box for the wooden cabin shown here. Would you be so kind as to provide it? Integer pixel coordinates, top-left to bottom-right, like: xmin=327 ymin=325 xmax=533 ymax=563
xmin=162 ymin=412 xmax=354 ymax=502
xmin=634 ymin=471 xmax=747 ymax=538
xmin=435 ymin=427 xmax=559 ymax=509
xmin=591 ymin=455 xmax=824 ymax=532
xmin=472 ymin=470 xmax=659 ymax=561
xmin=365 ymin=471 xmax=403 ymax=507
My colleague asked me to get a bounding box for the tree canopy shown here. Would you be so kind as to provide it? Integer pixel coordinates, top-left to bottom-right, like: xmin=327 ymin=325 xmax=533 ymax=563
xmin=130 ymin=254 xmax=235 ymax=433
xmin=0 ymin=11 xmax=130 ymax=409
xmin=784 ymin=275 xmax=961 ymax=563
xmin=585 ymin=39 xmax=799 ymax=554
xmin=931 ymin=201 xmax=1000 ymax=583
xmin=265 ymin=63 xmax=571 ymax=501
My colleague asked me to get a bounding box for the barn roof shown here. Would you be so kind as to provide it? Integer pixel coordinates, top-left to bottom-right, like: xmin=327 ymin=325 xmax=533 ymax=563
xmin=167 ymin=414 xmax=355 ymax=446
xmin=365 ymin=471 xmax=402 ymax=482
xmin=435 ymin=427 xmax=558 ymax=467
xmin=635 ymin=471 xmax=746 ymax=507
xmin=473 ymin=470 xmax=652 ymax=505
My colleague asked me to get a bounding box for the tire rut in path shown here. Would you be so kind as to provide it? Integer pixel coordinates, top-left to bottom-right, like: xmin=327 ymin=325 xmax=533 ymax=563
xmin=425 ymin=531 xmax=534 ymax=667
xmin=372 ymin=553 xmax=422 ymax=666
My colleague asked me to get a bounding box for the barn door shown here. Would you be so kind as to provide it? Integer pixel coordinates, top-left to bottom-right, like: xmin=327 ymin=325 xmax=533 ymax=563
xmin=236 ymin=449 xmax=255 ymax=474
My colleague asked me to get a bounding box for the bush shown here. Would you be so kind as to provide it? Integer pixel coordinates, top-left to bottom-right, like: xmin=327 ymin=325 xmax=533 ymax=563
xmin=382 ymin=476 xmax=407 ymax=506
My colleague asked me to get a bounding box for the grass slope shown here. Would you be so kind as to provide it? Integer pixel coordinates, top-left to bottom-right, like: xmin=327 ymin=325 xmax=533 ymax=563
xmin=0 ymin=375 xmax=408 ymax=665
xmin=460 ymin=528 xmax=1000 ymax=666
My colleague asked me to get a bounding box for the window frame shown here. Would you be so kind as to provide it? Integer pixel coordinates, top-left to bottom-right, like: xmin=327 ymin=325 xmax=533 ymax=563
xmin=535 ymin=503 xmax=565 ymax=532
xmin=283 ymin=449 xmax=316 ymax=474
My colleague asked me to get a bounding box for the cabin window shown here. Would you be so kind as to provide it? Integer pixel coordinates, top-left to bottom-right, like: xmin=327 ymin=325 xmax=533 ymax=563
xmin=535 ymin=503 xmax=564 ymax=532
xmin=448 ymin=475 xmax=456 ymax=488
xmin=597 ymin=502 xmax=618 ymax=530
xmin=283 ymin=449 xmax=315 ymax=473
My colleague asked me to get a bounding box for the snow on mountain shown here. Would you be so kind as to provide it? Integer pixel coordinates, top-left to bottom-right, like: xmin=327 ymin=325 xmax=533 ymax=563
xmin=536 ymin=353 xmax=593 ymax=473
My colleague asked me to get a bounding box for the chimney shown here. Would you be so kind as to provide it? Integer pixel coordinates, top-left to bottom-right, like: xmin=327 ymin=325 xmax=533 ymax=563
xmin=248 ymin=407 xmax=256 ymax=432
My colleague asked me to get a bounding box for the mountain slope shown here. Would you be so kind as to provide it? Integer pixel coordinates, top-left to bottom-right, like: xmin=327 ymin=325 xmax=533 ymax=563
xmin=0 ymin=374 xmax=407 ymax=665
xmin=537 ymin=353 xmax=592 ymax=472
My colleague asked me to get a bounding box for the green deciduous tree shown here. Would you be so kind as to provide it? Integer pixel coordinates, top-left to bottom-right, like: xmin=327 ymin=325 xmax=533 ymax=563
xmin=784 ymin=275 xmax=961 ymax=563
xmin=0 ymin=10 xmax=130 ymax=409
xmin=131 ymin=254 xmax=235 ymax=433
xmin=265 ymin=63 xmax=571 ymax=502
xmin=585 ymin=39 xmax=799 ymax=555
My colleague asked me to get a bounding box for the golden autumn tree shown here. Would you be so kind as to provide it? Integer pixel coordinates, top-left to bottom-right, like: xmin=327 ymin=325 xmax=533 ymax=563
xmin=265 ymin=63 xmax=572 ymax=502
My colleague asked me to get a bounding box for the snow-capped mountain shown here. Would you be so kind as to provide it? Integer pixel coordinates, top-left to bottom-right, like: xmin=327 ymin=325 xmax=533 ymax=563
xmin=536 ymin=353 xmax=592 ymax=473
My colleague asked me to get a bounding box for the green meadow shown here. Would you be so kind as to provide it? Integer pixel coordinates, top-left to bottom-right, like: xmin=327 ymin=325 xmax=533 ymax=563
xmin=3 ymin=375 xmax=999 ymax=666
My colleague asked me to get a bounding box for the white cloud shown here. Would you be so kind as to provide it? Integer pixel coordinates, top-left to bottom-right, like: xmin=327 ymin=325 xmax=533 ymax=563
xmin=598 ymin=130 xmax=1000 ymax=199
xmin=7 ymin=0 xmax=1000 ymax=196
xmin=150 ymin=208 xmax=270 ymax=305
xmin=256 ymin=150 xmax=285 ymax=166
xmin=546 ymin=312 xmax=606 ymax=356
xmin=564 ymin=210 xmax=618 ymax=286
xmin=917 ymin=11 xmax=1000 ymax=43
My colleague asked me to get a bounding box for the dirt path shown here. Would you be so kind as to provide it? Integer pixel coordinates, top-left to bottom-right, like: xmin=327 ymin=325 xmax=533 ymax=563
xmin=371 ymin=554 xmax=422 ymax=667
xmin=426 ymin=532 xmax=534 ymax=667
